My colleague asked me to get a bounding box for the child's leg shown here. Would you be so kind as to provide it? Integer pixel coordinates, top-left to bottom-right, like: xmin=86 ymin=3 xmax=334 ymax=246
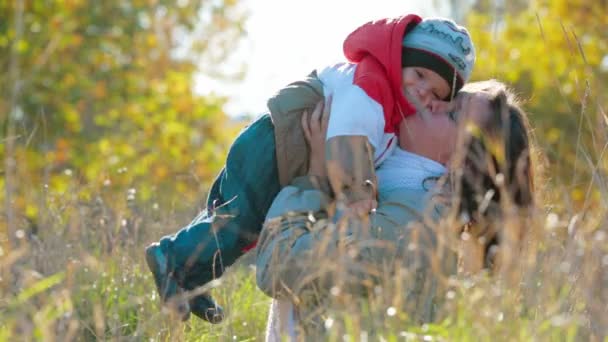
xmin=158 ymin=113 xmax=281 ymax=289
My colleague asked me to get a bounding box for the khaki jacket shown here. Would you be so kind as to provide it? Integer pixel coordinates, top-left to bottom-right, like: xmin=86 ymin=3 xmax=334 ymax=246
xmin=255 ymin=176 xmax=457 ymax=333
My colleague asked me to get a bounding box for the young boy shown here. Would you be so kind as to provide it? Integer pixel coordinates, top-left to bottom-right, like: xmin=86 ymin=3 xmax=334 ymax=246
xmin=145 ymin=14 xmax=475 ymax=322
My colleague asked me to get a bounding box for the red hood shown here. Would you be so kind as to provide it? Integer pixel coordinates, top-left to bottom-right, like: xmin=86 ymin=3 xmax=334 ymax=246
xmin=343 ymin=14 xmax=422 ymax=128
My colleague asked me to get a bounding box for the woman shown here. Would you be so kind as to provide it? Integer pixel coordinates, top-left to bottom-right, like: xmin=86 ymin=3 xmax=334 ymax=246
xmin=256 ymin=80 xmax=535 ymax=340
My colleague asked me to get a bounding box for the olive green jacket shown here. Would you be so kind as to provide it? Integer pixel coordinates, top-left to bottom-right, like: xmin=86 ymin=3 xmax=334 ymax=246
xmin=255 ymin=176 xmax=457 ymax=329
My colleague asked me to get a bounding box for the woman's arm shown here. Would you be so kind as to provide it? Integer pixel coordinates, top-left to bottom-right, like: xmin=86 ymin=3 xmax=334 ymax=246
xmin=255 ymin=176 xmax=332 ymax=299
xmin=255 ymin=186 xmax=431 ymax=301
xmin=255 ymin=98 xmax=402 ymax=301
xmin=256 ymin=98 xmax=380 ymax=301
xmin=255 ymin=100 xmax=451 ymax=305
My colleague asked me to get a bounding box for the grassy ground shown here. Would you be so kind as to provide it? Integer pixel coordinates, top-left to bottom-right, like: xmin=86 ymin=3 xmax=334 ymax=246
xmin=0 ymin=204 xmax=272 ymax=341
xmin=1 ymin=180 xmax=606 ymax=341
xmin=0 ymin=128 xmax=606 ymax=341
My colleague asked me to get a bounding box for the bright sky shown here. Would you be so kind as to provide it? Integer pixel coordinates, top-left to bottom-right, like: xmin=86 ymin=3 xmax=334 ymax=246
xmin=195 ymin=0 xmax=445 ymax=117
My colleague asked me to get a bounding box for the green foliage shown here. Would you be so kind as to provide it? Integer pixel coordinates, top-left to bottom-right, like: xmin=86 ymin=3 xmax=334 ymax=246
xmin=1 ymin=249 xmax=270 ymax=340
xmin=1 ymin=2 xmax=255 ymax=338
xmin=0 ymin=0 xmax=246 ymax=249
xmin=466 ymin=0 xmax=608 ymax=208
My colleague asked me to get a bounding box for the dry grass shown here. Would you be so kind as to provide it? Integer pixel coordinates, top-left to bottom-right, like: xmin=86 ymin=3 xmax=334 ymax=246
xmin=1 ymin=6 xmax=607 ymax=341
xmin=1 ymin=130 xmax=606 ymax=341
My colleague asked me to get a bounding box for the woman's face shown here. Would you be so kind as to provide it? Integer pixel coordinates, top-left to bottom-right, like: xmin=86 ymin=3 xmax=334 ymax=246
xmin=399 ymin=89 xmax=495 ymax=166
xmin=451 ymin=89 xmax=496 ymax=131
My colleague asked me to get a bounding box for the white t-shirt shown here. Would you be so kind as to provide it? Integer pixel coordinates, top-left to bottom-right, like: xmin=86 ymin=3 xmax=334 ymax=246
xmin=318 ymin=62 xmax=398 ymax=167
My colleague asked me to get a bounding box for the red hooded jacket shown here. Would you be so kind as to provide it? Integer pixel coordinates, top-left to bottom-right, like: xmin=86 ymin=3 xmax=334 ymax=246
xmin=343 ymin=14 xmax=421 ymax=134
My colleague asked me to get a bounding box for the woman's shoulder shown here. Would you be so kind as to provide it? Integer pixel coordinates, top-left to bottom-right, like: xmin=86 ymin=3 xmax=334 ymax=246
xmin=375 ymin=187 xmax=445 ymax=225
xmin=379 ymin=188 xmax=430 ymax=212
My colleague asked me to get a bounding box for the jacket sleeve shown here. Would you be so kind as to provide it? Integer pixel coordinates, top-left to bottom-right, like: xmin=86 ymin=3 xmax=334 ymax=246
xmin=326 ymin=135 xmax=377 ymax=204
xmin=255 ymin=176 xmax=334 ymax=300
xmin=267 ymin=70 xmax=324 ymax=187
xmin=256 ymin=181 xmax=456 ymax=322
xmin=256 ymin=173 xmax=373 ymax=303
xmin=255 ymin=177 xmax=411 ymax=302
xmin=360 ymin=191 xmax=457 ymax=323
xmin=357 ymin=190 xmax=456 ymax=276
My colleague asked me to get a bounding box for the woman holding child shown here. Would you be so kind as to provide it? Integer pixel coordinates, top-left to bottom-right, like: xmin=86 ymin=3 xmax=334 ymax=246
xmin=144 ymin=13 xmax=536 ymax=337
xmin=256 ymin=80 xmax=536 ymax=340
xmin=145 ymin=13 xmax=477 ymax=322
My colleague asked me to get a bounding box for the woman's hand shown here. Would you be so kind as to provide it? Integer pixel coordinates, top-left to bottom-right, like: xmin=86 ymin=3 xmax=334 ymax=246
xmin=302 ymin=96 xmax=331 ymax=177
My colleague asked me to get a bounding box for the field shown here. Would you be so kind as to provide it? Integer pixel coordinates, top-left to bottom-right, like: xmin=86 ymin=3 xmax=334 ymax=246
xmin=2 ymin=180 xmax=607 ymax=341
xmin=1 ymin=0 xmax=608 ymax=341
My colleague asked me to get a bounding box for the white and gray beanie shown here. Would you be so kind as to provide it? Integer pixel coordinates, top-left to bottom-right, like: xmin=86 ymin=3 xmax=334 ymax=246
xmin=402 ymin=17 xmax=476 ymax=97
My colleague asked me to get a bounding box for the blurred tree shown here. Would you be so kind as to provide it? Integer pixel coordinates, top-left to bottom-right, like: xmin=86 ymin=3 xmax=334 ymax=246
xmin=0 ymin=0 xmax=247 ymax=248
xmin=465 ymin=0 xmax=608 ymax=209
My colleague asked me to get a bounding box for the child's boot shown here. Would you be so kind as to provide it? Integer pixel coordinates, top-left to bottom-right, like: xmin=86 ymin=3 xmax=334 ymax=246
xmin=189 ymin=293 xmax=224 ymax=323
xmin=148 ymin=114 xmax=282 ymax=322
xmin=145 ymin=243 xmax=191 ymax=321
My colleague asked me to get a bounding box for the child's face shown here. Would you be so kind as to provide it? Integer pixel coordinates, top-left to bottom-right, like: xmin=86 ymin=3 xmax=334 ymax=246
xmin=401 ymin=67 xmax=451 ymax=110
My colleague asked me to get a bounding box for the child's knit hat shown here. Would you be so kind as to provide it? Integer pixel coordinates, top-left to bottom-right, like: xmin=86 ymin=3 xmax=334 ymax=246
xmin=402 ymin=17 xmax=476 ymax=96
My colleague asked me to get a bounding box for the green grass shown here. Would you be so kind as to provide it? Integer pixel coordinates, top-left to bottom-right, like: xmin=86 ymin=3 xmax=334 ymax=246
xmin=0 ymin=209 xmax=271 ymax=341
xmin=0 ymin=183 xmax=606 ymax=341
xmin=1 ymin=258 xmax=271 ymax=341
xmin=0 ymin=152 xmax=606 ymax=342
xmin=0 ymin=104 xmax=606 ymax=341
